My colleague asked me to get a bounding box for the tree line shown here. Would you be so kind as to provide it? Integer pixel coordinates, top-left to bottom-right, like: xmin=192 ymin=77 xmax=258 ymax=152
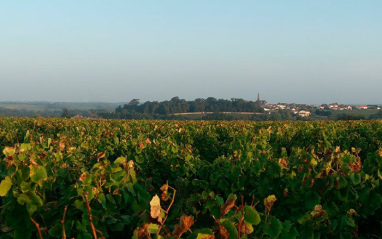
xmin=105 ymin=97 xmax=264 ymax=119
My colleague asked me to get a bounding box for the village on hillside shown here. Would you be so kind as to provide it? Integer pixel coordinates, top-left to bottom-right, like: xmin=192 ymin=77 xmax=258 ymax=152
xmin=257 ymin=93 xmax=381 ymax=117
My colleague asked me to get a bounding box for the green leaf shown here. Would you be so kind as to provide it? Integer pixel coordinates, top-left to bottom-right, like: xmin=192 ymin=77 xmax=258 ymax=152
xmin=305 ymin=191 xmax=320 ymax=210
xmin=114 ymin=157 xmax=127 ymax=165
xmin=350 ymin=173 xmax=361 ymax=185
xmin=188 ymin=229 xmax=214 ymax=239
xmin=30 ymin=165 xmax=47 ymax=183
xmin=338 ymin=176 xmax=348 ymax=189
xmin=81 ymin=232 xmax=93 ymax=239
xmin=244 ymin=205 xmax=261 ymax=225
xmin=226 ymin=193 xmax=237 ymax=202
xmin=262 ymin=217 xmax=282 ymax=239
xmin=216 ymin=196 xmax=224 ymax=206
xmin=48 ymin=224 xmax=62 ymax=237
xmin=110 ymin=222 xmax=125 ymax=232
xmin=30 ymin=192 xmax=43 ymax=206
xmin=17 ymin=193 xmax=30 ymax=205
xmin=0 ymin=176 xmax=12 ymax=197
xmin=148 ymin=223 xmax=159 ymax=233
xmin=98 ymin=193 xmax=107 ymax=208
xmin=107 ymin=194 xmax=116 ymax=205
xmin=20 ymin=143 xmax=32 ymax=151
xmin=279 ymin=221 xmax=299 ymax=239
xmin=222 ymin=220 xmax=238 ymax=239
xmin=195 ymin=234 xmax=215 ymax=239
xmin=299 ymin=228 xmax=314 ymax=239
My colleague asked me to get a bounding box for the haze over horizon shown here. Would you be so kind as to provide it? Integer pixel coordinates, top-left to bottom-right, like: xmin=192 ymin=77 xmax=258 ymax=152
xmin=1 ymin=1 xmax=381 ymax=105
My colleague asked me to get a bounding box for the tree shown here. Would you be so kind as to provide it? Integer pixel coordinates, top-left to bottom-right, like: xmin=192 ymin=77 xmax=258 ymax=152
xmin=128 ymin=99 xmax=140 ymax=106
xmin=61 ymin=108 xmax=71 ymax=118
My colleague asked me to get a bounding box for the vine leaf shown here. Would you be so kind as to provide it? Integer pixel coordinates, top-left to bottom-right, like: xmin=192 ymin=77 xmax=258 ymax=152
xmin=305 ymin=191 xmax=320 ymax=210
xmin=172 ymin=215 xmax=194 ymax=238
xmin=219 ymin=224 xmax=230 ymax=239
xmin=3 ymin=147 xmax=15 ymax=156
xmin=244 ymin=205 xmax=261 ymax=225
xmin=221 ymin=194 xmax=237 ymax=217
xmin=114 ymin=157 xmax=127 ymax=165
xmin=0 ymin=176 xmax=12 ymax=197
xmin=262 ymin=217 xmax=282 ymax=239
xmin=264 ymin=195 xmax=277 ymax=214
xmin=221 ymin=220 xmax=238 ymax=239
xmin=30 ymin=165 xmax=47 ymax=183
xmin=150 ymin=194 xmax=162 ymax=223
xmin=311 ymin=205 xmax=326 ymax=219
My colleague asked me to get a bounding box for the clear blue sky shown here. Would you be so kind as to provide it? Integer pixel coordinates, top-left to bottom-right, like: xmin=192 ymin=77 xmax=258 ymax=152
xmin=1 ymin=1 xmax=381 ymax=104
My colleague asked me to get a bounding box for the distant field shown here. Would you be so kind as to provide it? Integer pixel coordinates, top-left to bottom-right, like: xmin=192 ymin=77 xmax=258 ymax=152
xmin=330 ymin=109 xmax=380 ymax=118
xmin=0 ymin=102 xmax=122 ymax=112
xmin=0 ymin=103 xmax=43 ymax=111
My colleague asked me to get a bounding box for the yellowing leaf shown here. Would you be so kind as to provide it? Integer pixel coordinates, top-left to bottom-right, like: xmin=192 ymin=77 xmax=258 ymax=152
xmin=264 ymin=195 xmax=277 ymax=214
xmin=114 ymin=157 xmax=127 ymax=165
xmin=150 ymin=194 xmax=162 ymax=223
xmin=30 ymin=165 xmax=47 ymax=183
xmin=3 ymin=147 xmax=15 ymax=156
xmin=311 ymin=205 xmax=326 ymax=219
xmin=0 ymin=177 xmax=12 ymax=197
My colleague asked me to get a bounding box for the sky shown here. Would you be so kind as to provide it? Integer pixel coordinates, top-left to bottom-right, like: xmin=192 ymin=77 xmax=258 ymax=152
xmin=0 ymin=1 xmax=381 ymax=104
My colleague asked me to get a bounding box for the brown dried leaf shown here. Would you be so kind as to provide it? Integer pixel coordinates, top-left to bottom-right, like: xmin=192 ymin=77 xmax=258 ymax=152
xmin=79 ymin=172 xmax=87 ymax=182
xmin=135 ymin=223 xmax=150 ymax=239
xmin=348 ymin=208 xmax=357 ymax=216
xmin=172 ymin=215 xmax=194 ymax=238
xmin=283 ymin=189 xmax=288 ymax=198
xmin=161 ymin=191 xmax=168 ymax=201
xmin=218 ymin=224 xmax=230 ymax=239
xmin=279 ymin=158 xmax=287 ymax=167
xmin=220 ymin=197 xmax=236 ymax=217
xmin=97 ymin=152 xmax=105 ymax=161
xmin=160 ymin=183 xmax=168 ymax=192
xmin=348 ymin=162 xmax=361 ymax=172
xmin=59 ymin=142 xmax=65 ymax=151
xmin=202 ymin=236 xmax=215 ymax=239
xmin=311 ymin=205 xmax=327 ymax=219
xmin=264 ymin=195 xmax=277 ymax=214
xmin=150 ymin=195 xmax=162 ymax=223
xmin=30 ymin=156 xmax=39 ymax=166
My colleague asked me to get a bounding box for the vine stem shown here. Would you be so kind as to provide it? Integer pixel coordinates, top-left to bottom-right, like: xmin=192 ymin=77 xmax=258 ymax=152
xmin=84 ymin=192 xmax=104 ymax=239
xmin=30 ymin=216 xmax=43 ymax=239
xmin=156 ymin=186 xmax=177 ymax=236
xmin=237 ymin=195 xmax=245 ymax=238
xmin=61 ymin=205 xmax=68 ymax=239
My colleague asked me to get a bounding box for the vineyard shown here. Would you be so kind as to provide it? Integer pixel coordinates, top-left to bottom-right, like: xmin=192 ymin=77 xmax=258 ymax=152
xmin=1 ymin=118 xmax=382 ymax=238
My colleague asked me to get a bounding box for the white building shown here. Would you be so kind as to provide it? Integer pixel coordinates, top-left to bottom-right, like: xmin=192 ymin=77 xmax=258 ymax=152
xmin=298 ymin=110 xmax=311 ymax=117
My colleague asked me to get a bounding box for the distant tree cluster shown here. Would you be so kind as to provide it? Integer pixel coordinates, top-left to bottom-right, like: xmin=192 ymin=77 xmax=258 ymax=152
xmin=368 ymin=111 xmax=382 ymax=119
xmin=336 ymin=114 xmax=365 ymax=120
xmin=315 ymin=109 xmax=332 ymax=116
xmin=113 ymin=97 xmax=264 ymax=119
